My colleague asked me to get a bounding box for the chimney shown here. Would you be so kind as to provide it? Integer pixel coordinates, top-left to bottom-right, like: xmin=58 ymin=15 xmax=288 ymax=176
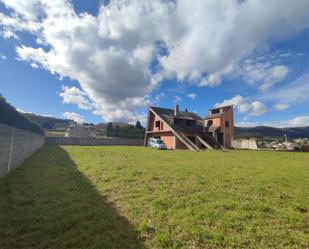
xmin=174 ymin=105 xmax=179 ymax=116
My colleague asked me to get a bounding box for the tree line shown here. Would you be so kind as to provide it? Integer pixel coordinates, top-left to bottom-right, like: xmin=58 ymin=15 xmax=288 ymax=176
xmin=106 ymin=121 xmax=145 ymax=139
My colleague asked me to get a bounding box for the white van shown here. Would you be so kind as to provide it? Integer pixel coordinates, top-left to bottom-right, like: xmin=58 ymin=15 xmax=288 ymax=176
xmin=148 ymin=138 xmax=167 ymax=150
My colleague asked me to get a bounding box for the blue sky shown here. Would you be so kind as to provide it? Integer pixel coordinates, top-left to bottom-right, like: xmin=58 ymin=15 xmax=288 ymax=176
xmin=0 ymin=0 xmax=309 ymax=126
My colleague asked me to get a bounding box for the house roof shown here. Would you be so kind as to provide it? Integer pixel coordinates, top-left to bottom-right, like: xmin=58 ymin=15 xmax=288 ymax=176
xmin=149 ymin=106 xmax=205 ymax=132
xmin=208 ymin=105 xmax=233 ymax=111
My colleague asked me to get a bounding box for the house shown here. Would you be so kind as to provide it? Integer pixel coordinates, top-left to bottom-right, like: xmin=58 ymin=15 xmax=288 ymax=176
xmin=144 ymin=105 xmax=234 ymax=151
xmin=65 ymin=125 xmax=92 ymax=138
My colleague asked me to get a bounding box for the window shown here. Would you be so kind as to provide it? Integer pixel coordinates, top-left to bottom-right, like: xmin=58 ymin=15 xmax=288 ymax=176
xmin=155 ymin=120 xmax=160 ymax=128
xmin=225 ymin=121 xmax=229 ymax=127
xmin=186 ymin=120 xmax=195 ymax=127
xmin=211 ymin=108 xmax=220 ymax=114
xmin=207 ymin=120 xmax=213 ymax=126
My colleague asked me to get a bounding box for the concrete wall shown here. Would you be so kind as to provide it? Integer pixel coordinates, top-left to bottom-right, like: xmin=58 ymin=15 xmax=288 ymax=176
xmin=0 ymin=123 xmax=45 ymax=177
xmin=46 ymin=137 xmax=143 ymax=146
xmin=232 ymin=139 xmax=258 ymax=150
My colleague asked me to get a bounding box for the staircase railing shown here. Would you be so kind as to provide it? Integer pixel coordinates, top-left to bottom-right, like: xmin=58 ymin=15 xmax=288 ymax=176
xmin=196 ymin=135 xmax=213 ymax=150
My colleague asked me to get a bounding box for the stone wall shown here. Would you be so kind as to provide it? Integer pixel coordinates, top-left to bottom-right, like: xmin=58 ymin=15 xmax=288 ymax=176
xmin=0 ymin=123 xmax=45 ymax=177
xmin=46 ymin=137 xmax=143 ymax=146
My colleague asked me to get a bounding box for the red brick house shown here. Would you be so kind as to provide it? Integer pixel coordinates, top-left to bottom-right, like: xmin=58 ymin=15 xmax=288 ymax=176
xmin=144 ymin=105 xmax=234 ymax=151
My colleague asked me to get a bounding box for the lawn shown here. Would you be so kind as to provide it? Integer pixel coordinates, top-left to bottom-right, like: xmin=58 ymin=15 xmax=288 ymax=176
xmin=0 ymin=145 xmax=308 ymax=249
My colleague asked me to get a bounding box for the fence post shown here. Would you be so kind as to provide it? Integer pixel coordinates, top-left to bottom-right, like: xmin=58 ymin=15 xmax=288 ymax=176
xmin=7 ymin=127 xmax=15 ymax=174
xmin=24 ymin=133 xmax=28 ymax=158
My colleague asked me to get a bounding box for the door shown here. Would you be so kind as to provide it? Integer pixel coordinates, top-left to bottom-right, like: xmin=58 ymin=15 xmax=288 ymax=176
xmin=217 ymin=132 xmax=224 ymax=146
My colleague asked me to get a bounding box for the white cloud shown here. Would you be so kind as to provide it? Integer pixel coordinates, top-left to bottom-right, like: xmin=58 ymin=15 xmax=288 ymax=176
xmin=17 ymin=108 xmax=52 ymax=117
xmin=1 ymin=0 xmax=309 ymax=121
xmin=0 ymin=53 xmax=6 ymax=60
xmin=59 ymin=86 xmax=93 ymax=110
xmin=216 ymin=95 xmax=267 ymax=116
xmin=16 ymin=108 xmax=33 ymax=114
xmin=262 ymin=73 xmax=309 ymax=105
xmin=199 ymin=73 xmax=222 ymax=87
xmin=237 ymin=115 xmax=309 ymax=128
xmin=238 ymin=58 xmax=289 ymax=90
xmin=273 ymin=103 xmax=289 ymax=111
xmin=259 ymin=65 xmax=289 ymax=91
xmin=153 ymin=92 xmax=165 ymax=105
xmin=286 ymin=116 xmax=309 ymax=127
xmin=173 ymin=96 xmax=182 ymax=104
xmin=250 ymin=101 xmax=268 ymax=116
xmin=159 ymin=0 xmax=309 ymax=85
xmin=0 ymin=30 xmax=18 ymax=39
xmin=63 ymin=112 xmax=85 ymax=124
xmin=186 ymin=93 xmax=197 ymax=100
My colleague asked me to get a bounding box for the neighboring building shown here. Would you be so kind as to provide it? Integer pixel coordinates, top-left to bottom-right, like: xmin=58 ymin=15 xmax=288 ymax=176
xmin=232 ymin=139 xmax=258 ymax=150
xmin=65 ymin=125 xmax=91 ymax=138
xmin=232 ymin=138 xmax=274 ymax=150
xmin=144 ymin=105 xmax=234 ymax=151
xmin=274 ymin=133 xmax=300 ymax=151
xmin=275 ymin=142 xmax=299 ymax=151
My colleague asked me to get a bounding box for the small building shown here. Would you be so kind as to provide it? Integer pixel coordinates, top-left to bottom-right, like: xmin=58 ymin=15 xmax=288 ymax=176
xmin=232 ymin=138 xmax=275 ymax=150
xmin=232 ymin=139 xmax=258 ymax=150
xmin=65 ymin=125 xmax=91 ymax=138
xmin=144 ymin=105 xmax=234 ymax=151
xmin=276 ymin=142 xmax=299 ymax=151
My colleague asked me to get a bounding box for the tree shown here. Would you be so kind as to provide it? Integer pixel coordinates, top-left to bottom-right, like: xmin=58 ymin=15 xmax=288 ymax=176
xmin=106 ymin=122 xmax=113 ymax=137
xmin=135 ymin=120 xmax=143 ymax=129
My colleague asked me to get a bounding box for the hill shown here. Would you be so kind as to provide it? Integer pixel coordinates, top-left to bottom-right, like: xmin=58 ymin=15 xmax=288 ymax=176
xmin=234 ymin=126 xmax=309 ymax=139
xmin=20 ymin=112 xmax=74 ymax=130
xmin=18 ymin=111 xmax=309 ymax=139
xmin=0 ymin=95 xmax=44 ymax=135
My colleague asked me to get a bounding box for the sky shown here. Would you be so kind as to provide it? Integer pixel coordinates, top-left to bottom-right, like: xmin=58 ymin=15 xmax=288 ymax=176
xmin=0 ymin=0 xmax=309 ymax=127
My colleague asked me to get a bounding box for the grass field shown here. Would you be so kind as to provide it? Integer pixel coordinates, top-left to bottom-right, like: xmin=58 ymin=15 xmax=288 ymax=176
xmin=0 ymin=146 xmax=308 ymax=248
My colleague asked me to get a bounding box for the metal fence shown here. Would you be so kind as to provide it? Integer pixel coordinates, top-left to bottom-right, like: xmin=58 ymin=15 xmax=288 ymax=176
xmin=0 ymin=123 xmax=45 ymax=177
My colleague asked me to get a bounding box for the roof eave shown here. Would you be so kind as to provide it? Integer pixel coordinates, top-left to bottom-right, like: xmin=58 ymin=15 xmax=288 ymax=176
xmin=208 ymin=104 xmax=234 ymax=111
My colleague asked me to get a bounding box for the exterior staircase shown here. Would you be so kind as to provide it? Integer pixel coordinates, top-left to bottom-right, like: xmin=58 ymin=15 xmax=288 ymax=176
xmin=199 ymin=134 xmax=222 ymax=149
xmin=173 ymin=132 xmax=200 ymax=151
xmin=173 ymin=131 xmax=225 ymax=152
xmin=196 ymin=135 xmax=214 ymax=150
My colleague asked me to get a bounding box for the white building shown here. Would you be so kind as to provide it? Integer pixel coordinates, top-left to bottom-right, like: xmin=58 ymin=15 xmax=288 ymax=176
xmin=65 ymin=125 xmax=91 ymax=138
xmin=232 ymin=139 xmax=258 ymax=150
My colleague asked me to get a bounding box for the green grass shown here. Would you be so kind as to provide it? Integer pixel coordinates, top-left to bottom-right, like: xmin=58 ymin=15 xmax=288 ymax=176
xmin=0 ymin=146 xmax=308 ymax=248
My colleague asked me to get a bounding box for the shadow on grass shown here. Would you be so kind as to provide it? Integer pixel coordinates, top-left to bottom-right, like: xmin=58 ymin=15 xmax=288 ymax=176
xmin=0 ymin=145 xmax=147 ymax=249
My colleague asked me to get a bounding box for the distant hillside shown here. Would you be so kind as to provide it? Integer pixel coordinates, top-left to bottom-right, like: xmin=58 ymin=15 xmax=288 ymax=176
xmin=0 ymin=95 xmax=44 ymax=135
xmin=21 ymin=113 xmax=74 ymax=130
xmin=234 ymin=126 xmax=309 ymax=139
xmin=16 ymin=110 xmax=309 ymax=139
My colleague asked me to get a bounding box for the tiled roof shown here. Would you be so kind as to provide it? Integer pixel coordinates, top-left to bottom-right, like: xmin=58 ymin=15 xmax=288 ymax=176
xmin=208 ymin=105 xmax=233 ymax=111
xmin=149 ymin=106 xmax=205 ymax=132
